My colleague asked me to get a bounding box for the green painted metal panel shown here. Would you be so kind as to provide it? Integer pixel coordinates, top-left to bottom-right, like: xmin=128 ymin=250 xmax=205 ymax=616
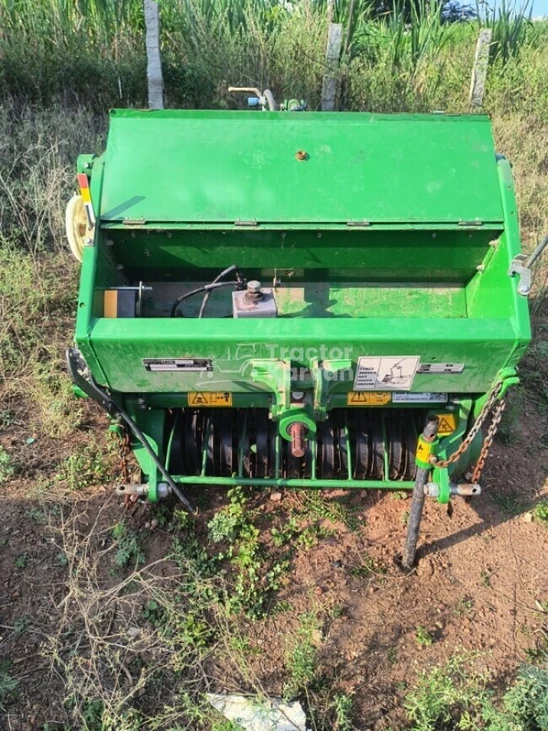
xmin=110 ymin=229 xmax=495 ymax=283
xmin=99 ymin=110 xmax=504 ymax=226
xmin=87 ymin=316 xmax=526 ymax=394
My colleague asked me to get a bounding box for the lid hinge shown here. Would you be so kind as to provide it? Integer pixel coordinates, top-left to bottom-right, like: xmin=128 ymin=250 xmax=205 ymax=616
xmin=235 ymin=219 xmax=258 ymax=227
xmin=122 ymin=218 xmax=147 ymax=226
xmin=346 ymin=220 xmax=370 ymax=227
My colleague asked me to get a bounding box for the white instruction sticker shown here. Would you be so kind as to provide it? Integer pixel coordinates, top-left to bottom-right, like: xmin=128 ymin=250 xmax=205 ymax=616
xmin=392 ymin=392 xmax=448 ymax=404
xmin=354 ymin=356 xmax=420 ymax=391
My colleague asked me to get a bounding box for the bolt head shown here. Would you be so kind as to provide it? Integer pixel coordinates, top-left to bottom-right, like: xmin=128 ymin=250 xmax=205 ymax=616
xmin=247 ymin=280 xmax=261 ymax=294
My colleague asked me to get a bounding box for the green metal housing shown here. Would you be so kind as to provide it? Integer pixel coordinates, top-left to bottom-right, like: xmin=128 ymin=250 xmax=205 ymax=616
xmin=72 ymin=109 xmax=531 ymax=499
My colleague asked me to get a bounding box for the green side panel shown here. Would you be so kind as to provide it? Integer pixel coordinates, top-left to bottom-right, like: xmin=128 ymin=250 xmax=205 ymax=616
xmin=99 ymin=110 xmax=503 ymax=226
xmin=86 ymin=316 xmax=524 ymax=394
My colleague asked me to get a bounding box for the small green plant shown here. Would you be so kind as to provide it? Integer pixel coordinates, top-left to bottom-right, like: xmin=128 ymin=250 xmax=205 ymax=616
xmin=501 ymin=664 xmax=548 ymax=726
xmin=415 ymin=626 xmax=433 ymax=647
xmin=330 ymin=692 xmax=353 ymax=730
xmin=387 ymin=646 xmax=398 ymax=665
xmin=56 ymin=447 xmax=109 ymax=491
xmin=13 ymin=617 xmax=30 ymax=635
xmin=142 ymin=599 xmax=163 ymax=627
xmin=0 ymin=446 xmax=15 ymax=483
xmin=349 ymin=554 xmax=387 ymax=579
xmin=284 ymin=612 xmax=321 ymax=699
xmin=111 ymin=521 xmax=145 ymax=569
xmin=14 ymin=552 xmax=28 ymax=569
xmin=453 ymin=596 xmax=475 ymax=616
xmin=534 ymin=500 xmax=548 ymax=524
xmin=404 ymin=656 xmax=490 ymax=731
xmin=301 ymin=492 xmax=360 ymax=532
xmin=0 ymin=669 xmax=18 ymax=710
xmin=81 ymin=698 xmax=104 ymax=730
xmin=24 ymin=507 xmax=46 ymax=523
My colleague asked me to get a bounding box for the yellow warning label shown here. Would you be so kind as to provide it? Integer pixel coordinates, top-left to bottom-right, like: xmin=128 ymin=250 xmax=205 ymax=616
xmin=346 ymin=391 xmax=391 ymax=406
xmin=188 ymin=392 xmax=232 ymax=407
xmin=416 ymin=437 xmax=433 ymax=461
xmin=435 ymin=413 xmax=457 ymax=436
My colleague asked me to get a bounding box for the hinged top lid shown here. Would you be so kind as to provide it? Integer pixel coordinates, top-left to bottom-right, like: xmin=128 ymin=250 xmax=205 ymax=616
xmin=99 ymin=109 xmax=504 ymax=227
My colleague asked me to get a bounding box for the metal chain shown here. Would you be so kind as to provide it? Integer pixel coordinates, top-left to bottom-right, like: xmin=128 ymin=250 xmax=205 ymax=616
xmin=432 ymin=381 xmax=504 ymax=472
xmin=116 ymin=429 xmax=138 ymax=508
xmin=118 ymin=428 xmax=131 ymax=484
xmin=471 ymin=398 xmax=506 ymax=483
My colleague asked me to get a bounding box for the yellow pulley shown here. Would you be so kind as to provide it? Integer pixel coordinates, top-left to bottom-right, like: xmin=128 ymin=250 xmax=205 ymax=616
xmin=65 ymin=194 xmax=88 ymax=263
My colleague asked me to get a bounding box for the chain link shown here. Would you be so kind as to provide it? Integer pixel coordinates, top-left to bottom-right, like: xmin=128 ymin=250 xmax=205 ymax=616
xmin=431 ymin=381 xmax=505 ymax=481
xmin=116 ymin=429 xmax=137 ymax=508
xmin=471 ymin=398 xmax=505 ymax=483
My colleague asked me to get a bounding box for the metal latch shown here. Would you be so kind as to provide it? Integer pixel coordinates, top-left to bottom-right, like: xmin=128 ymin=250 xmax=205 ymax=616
xmin=509 ymin=234 xmax=548 ymax=296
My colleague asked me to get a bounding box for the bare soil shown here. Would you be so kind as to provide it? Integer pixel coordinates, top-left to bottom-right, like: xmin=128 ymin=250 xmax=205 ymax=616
xmin=1 ymin=400 xmax=547 ymax=729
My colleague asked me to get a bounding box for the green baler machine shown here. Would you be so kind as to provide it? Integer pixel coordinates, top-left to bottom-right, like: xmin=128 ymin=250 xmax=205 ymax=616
xmin=67 ymin=108 xmax=535 ymax=565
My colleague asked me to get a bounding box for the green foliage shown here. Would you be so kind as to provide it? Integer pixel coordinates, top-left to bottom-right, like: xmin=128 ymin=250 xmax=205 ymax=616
xmin=284 ymin=612 xmax=321 ymax=700
xmin=55 ymin=445 xmax=110 ymax=491
xmin=415 ymin=626 xmax=434 ymax=647
xmin=111 ymin=520 xmax=145 ymax=569
xmin=205 ymin=487 xmax=289 ymax=618
xmin=405 ymin=656 xmax=548 ymax=730
xmin=533 ymin=500 xmax=548 ymax=524
xmin=14 ymin=552 xmax=28 ymax=569
xmin=331 ymin=692 xmax=354 ymax=730
xmin=501 ymin=664 xmax=548 ymax=728
xmin=0 ymin=0 xmax=540 ymax=117
xmin=0 ymin=669 xmax=18 ymax=710
xmin=0 ymin=446 xmax=15 ymax=483
xmin=480 ymin=0 xmax=533 ymax=64
xmin=404 ymin=655 xmax=495 ymax=729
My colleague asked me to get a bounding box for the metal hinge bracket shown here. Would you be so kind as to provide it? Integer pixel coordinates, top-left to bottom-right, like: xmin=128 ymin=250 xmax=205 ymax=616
xmin=508 ymin=254 xmax=532 ymax=296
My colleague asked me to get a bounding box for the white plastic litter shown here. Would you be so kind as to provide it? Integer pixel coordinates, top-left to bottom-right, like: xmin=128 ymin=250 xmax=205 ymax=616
xmin=206 ymin=693 xmax=309 ymax=731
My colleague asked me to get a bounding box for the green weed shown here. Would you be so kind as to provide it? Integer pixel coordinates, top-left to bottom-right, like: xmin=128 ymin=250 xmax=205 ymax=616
xmin=284 ymin=612 xmax=322 ymax=700
xmin=55 ymin=446 xmax=110 ymax=491
xmin=0 ymin=669 xmax=18 ymax=710
xmin=534 ymin=500 xmax=548 ymax=524
xmin=349 ymin=554 xmax=387 ymax=579
xmin=404 ymin=655 xmax=548 ymax=729
xmin=14 ymin=552 xmax=28 ymax=569
xmin=0 ymin=446 xmax=14 ymax=483
xmin=111 ymin=521 xmax=144 ymax=569
xmin=330 ymin=692 xmax=354 ymax=730
xmin=415 ymin=626 xmax=434 ymax=647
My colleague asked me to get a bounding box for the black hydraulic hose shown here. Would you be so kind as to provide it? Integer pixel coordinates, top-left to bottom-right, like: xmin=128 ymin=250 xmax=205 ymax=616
xmin=66 ymin=349 xmax=194 ymax=512
xmin=170 ymin=280 xmax=239 ymax=318
xmin=198 ymin=264 xmax=239 ymax=318
xmin=526 ymin=234 xmax=548 ymax=269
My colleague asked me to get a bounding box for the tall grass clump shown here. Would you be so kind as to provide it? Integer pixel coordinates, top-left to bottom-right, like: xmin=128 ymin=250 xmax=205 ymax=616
xmin=0 ymin=0 xmax=544 ymax=113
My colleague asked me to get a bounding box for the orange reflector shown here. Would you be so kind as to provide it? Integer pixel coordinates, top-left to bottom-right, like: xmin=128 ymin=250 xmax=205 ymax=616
xmin=78 ymin=174 xmax=91 ymax=204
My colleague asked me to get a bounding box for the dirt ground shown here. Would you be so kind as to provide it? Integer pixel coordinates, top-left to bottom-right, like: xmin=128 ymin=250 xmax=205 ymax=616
xmin=1 ymin=394 xmax=547 ymax=729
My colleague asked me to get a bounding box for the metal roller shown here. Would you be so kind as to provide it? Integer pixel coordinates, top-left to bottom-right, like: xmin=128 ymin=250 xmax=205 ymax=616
xmin=167 ymin=407 xmax=428 ymax=482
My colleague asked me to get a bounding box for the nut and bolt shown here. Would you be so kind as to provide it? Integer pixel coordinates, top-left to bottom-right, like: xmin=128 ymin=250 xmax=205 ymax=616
xmin=245 ymin=280 xmax=263 ymax=303
xmin=247 ymin=280 xmax=261 ymax=294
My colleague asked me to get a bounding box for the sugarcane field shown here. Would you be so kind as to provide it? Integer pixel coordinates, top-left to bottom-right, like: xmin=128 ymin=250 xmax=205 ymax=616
xmin=1 ymin=1 xmax=548 ymax=728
